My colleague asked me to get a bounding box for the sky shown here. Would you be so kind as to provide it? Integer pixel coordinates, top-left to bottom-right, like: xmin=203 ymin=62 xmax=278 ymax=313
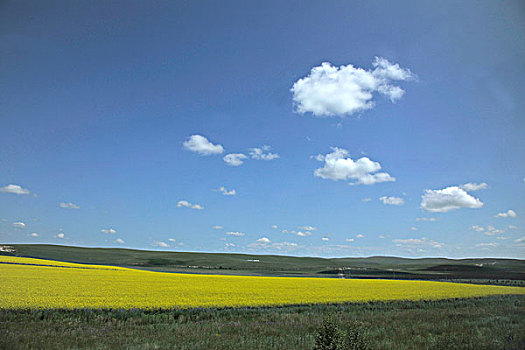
xmin=1 ymin=0 xmax=524 ymax=258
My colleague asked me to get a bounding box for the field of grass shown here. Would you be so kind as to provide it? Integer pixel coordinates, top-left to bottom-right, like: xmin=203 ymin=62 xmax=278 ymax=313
xmin=1 ymin=296 xmax=523 ymax=349
xmin=1 ymin=255 xmax=523 ymax=310
xmin=4 ymin=244 xmax=525 ymax=281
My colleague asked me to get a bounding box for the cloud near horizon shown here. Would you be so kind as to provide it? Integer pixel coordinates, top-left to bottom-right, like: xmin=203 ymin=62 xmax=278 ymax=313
xmin=291 ymin=57 xmax=415 ymax=117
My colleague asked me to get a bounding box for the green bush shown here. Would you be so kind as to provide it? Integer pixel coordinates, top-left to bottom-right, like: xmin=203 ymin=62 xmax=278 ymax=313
xmin=313 ymin=316 xmax=368 ymax=350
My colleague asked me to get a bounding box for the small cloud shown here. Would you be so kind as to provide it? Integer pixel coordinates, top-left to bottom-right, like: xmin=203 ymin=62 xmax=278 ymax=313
xmin=470 ymin=225 xmax=485 ymax=232
xmin=223 ymin=153 xmax=248 ymax=166
xmin=271 ymin=225 xmax=278 ymax=229
xmin=213 ymin=225 xmax=223 ymax=230
xmin=59 ymin=202 xmax=80 ymax=209
xmin=168 ymin=238 xmax=176 ymax=242
xmin=225 ymin=243 xmax=236 ymax=248
xmin=249 ymin=146 xmax=280 ymax=161
xmin=362 ymin=197 xmax=372 ymax=202
xmin=321 ymin=237 xmax=330 ymax=241
xmin=153 ymin=241 xmax=169 ymax=248
xmin=345 ymin=238 xmax=355 ymax=242
xmin=30 ymin=232 xmax=39 ymax=237
xmin=484 ymin=226 xmax=505 ymax=236
xmin=0 ymin=184 xmax=31 ymax=195
xmin=12 ymin=222 xmax=26 ymax=229
xmin=115 ymin=238 xmax=125 ymax=244
xmin=410 ymin=227 xmax=418 ymax=231
xmin=55 ymin=233 xmax=65 ymax=239
xmin=213 ymin=186 xmax=236 ymax=196
xmin=226 ymin=231 xmax=245 ymax=237
xmin=177 ymin=200 xmax=204 ymax=210
xmin=297 ymin=226 xmax=317 ymax=231
xmin=515 ymin=237 xmax=525 ymax=243
xmin=296 ymin=231 xmax=312 ymax=237
xmin=356 ymin=234 xmax=365 ymax=238
xmin=415 ymin=217 xmax=437 ymax=222
xmin=421 ymin=186 xmax=483 ymax=212
xmin=101 ymin=228 xmax=116 ymax=234
xmin=183 ymin=135 xmax=224 ymax=155
xmin=314 ymin=148 xmax=395 ymax=185
xmin=475 ymin=242 xmax=499 ymax=248
xmin=393 ymin=237 xmax=444 ymax=249
xmin=256 ymin=237 xmax=271 ymax=243
xmin=494 ymin=209 xmax=517 ymax=218
xmin=460 ymin=182 xmax=488 ymax=191
xmin=379 ymin=196 xmax=405 ymax=206
xmin=508 ymin=225 xmax=518 ymax=230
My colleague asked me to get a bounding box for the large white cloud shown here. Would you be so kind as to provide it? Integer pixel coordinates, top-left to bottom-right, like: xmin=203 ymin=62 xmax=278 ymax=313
xmin=314 ymin=147 xmax=395 ymax=185
xmin=291 ymin=57 xmax=415 ymax=117
xmin=420 ymin=186 xmax=483 ymax=212
xmin=0 ymin=184 xmax=31 ymax=195
xmin=183 ymin=135 xmax=224 ymax=155
xmin=223 ymin=153 xmax=247 ymax=166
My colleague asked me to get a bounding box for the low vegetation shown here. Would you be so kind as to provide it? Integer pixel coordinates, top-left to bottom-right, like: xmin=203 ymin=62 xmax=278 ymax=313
xmin=1 ymin=296 xmax=523 ymax=349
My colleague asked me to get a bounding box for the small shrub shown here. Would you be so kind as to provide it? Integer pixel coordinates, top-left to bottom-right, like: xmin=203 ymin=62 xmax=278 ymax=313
xmin=313 ymin=316 xmax=368 ymax=350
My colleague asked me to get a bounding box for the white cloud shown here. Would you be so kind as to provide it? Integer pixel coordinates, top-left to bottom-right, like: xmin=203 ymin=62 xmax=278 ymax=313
xmin=226 ymin=231 xmax=245 ymax=237
xmin=256 ymin=237 xmax=271 ymax=243
xmin=484 ymin=226 xmax=505 ymax=236
xmin=345 ymin=238 xmax=355 ymax=242
xmin=249 ymin=145 xmax=280 ymax=161
xmin=379 ymin=196 xmax=404 ymax=205
xmin=213 ymin=186 xmax=236 ymax=196
xmin=0 ymin=184 xmax=31 ymax=195
xmin=470 ymin=225 xmax=485 ymax=232
xmin=515 ymin=237 xmax=525 ymax=243
xmin=213 ymin=225 xmax=223 ymax=230
xmin=314 ymin=147 xmax=395 ymax=185
xmin=362 ymin=197 xmax=372 ymax=202
xmin=393 ymin=237 xmax=444 ymax=249
xmin=475 ymin=242 xmax=499 ymax=248
xmin=56 ymin=233 xmax=65 ymax=239
xmin=168 ymin=238 xmax=176 ymax=242
xmin=271 ymin=225 xmax=278 ymax=229
xmin=495 ymin=209 xmax=517 ymax=218
xmin=291 ymin=57 xmax=415 ymax=118
xmin=153 ymin=241 xmax=169 ymax=248
xmin=59 ymin=202 xmax=80 ymax=209
xmin=460 ymin=182 xmax=488 ymax=191
xmin=101 ymin=228 xmax=116 ymax=234
xmin=30 ymin=232 xmax=39 ymax=237
xmin=177 ymin=200 xmax=204 ymax=210
xmin=321 ymin=237 xmax=330 ymax=241
xmin=297 ymin=226 xmax=317 ymax=231
xmin=411 ymin=227 xmax=418 ymax=231
xmin=223 ymin=153 xmax=248 ymax=166
xmin=296 ymin=231 xmax=312 ymax=237
xmin=356 ymin=234 xmax=365 ymax=238
xmin=420 ymin=186 xmax=483 ymax=212
xmin=183 ymin=135 xmax=224 ymax=155
xmin=415 ymin=217 xmax=437 ymax=222
xmin=225 ymin=243 xmax=236 ymax=248
xmin=12 ymin=222 xmax=25 ymax=229
xmin=115 ymin=238 xmax=125 ymax=244
xmin=508 ymin=225 xmax=518 ymax=230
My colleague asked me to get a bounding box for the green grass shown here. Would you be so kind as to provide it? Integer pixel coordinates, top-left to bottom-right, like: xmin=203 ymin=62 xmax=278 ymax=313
xmin=1 ymin=296 xmax=523 ymax=349
xmin=3 ymin=244 xmax=525 ymax=281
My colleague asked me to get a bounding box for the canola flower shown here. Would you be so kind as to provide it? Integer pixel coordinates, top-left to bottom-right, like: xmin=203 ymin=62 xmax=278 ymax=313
xmin=1 ymin=256 xmax=523 ymax=310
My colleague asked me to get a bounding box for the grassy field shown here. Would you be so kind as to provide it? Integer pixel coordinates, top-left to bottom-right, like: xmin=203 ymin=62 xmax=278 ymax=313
xmin=1 ymin=296 xmax=523 ymax=349
xmin=3 ymin=244 xmax=525 ymax=281
xmin=2 ymin=255 xmax=522 ymax=309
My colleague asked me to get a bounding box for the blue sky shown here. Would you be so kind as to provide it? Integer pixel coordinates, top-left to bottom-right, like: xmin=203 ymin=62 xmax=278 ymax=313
xmin=1 ymin=0 xmax=524 ymax=258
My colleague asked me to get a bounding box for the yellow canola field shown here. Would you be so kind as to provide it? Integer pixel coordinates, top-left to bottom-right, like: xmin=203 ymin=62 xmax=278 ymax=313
xmin=1 ymin=256 xmax=523 ymax=309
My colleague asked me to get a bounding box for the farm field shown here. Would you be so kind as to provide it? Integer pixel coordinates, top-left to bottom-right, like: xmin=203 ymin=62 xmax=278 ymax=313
xmin=1 ymin=296 xmax=524 ymax=349
xmin=1 ymin=255 xmax=523 ymax=310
